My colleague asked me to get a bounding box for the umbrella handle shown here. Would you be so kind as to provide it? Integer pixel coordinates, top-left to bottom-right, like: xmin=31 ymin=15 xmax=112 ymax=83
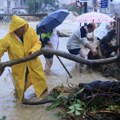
xmin=76 ymin=0 xmax=84 ymax=8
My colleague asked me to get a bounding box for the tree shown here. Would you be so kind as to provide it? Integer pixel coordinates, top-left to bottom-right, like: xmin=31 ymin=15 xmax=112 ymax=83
xmin=26 ymin=0 xmax=59 ymax=13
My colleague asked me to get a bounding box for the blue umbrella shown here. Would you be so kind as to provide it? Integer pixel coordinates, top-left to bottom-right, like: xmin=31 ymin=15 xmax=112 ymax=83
xmin=36 ymin=9 xmax=69 ymax=34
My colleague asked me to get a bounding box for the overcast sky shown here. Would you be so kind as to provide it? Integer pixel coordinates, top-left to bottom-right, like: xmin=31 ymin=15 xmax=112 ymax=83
xmin=112 ymin=0 xmax=120 ymax=4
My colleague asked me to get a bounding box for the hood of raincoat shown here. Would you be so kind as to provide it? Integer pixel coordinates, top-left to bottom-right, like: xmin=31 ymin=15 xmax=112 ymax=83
xmin=9 ymin=15 xmax=28 ymax=33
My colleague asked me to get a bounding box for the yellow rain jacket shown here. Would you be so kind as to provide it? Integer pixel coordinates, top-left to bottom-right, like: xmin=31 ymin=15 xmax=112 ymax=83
xmin=0 ymin=15 xmax=47 ymax=101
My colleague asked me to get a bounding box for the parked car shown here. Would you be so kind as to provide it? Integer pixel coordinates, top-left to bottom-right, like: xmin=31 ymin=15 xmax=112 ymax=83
xmin=12 ymin=9 xmax=27 ymax=14
xmin=12 ymin=6 xmax=28 ymax=15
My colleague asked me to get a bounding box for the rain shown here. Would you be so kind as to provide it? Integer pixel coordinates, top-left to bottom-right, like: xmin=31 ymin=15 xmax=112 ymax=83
xmin=0 ymin=0 xmax=120 ymax=120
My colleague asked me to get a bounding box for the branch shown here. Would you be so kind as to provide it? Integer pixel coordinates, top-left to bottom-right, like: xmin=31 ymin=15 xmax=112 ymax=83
xmin=84 ymin=93 xmax=120 ymax=101
xmin=0 ymin=48 xmax=120 ymax=75
xmin=89 ymin=110 xmax=120 ymax=115
xmin=22 ymin=99 xmax=55 ymax=105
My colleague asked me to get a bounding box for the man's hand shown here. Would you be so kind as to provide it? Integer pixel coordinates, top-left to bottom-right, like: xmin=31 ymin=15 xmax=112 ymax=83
xmin=29 ymin=52 xmax=35 ymax=56
xmin=91 ymin=49 xmax=98 ymax=56
xmin=87 ymin=37 xmax=94 ymax=42
xmin=85 ymin=43 xmax=97 ymax=56
xmin=47 ymin=41 xmax=53 ymax=48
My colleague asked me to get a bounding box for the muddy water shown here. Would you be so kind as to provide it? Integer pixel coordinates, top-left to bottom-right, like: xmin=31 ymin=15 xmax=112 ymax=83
xmin=0 ymin=20 xmax=117 ymax=120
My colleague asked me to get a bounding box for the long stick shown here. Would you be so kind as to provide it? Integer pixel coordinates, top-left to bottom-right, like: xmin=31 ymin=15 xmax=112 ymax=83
xmin=56 ymin=56 xmax=72 ymax=78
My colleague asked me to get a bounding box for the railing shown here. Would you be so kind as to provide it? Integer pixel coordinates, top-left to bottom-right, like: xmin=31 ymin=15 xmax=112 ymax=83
xmin=0 ymin=13 xmax=47 ymax=17
xmin=0 ymin=13 xmax=48 ymax=23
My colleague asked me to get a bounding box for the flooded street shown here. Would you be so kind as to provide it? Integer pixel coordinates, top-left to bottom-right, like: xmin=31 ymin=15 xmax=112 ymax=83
xmin=0 ymin=17 xmax=117 ymax=120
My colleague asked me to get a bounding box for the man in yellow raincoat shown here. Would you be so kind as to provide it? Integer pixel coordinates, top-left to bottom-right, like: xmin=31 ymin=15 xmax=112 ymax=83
xmin=0 ymin=15 xmax=47 ymax=101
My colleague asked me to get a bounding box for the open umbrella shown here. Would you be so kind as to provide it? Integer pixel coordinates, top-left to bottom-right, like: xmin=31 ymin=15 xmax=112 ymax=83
xmin=36 ymin=9 xmax=69 ymax=34
xmin=74 ymin=12 xmax=115 ymax=23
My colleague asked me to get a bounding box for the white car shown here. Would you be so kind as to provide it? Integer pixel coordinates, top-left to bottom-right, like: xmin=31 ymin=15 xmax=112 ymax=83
xmin=12 ymin=9 xmax=27 ymax=14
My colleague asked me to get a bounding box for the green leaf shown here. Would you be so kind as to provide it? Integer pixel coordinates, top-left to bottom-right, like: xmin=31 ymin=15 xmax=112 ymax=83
xmin=68 ymin=106 xmax=74 ymax=110
xmin=67 ymin=109 xmax=75 ymax=114
xmin=46 ymin=96 xmax=56 ymax=100
xmin=60 ymin=83 xmax=64 ymax=88
xmin=74 ymin=104 xmax=81 ymax=108
xmin=75 ymin=110 xmax=81 ymax=116
xmin=75 ymin=88 xmax=85 ymax=96
xmin=75 ymin=107 xmax=83 ymax=111
xmin=54 ymin=91 xmax=60 ymax=98
xmin=46 ymin=101 xmax=61 ymax=110
xmin=57 ymin=94 xmax=64 ymax=99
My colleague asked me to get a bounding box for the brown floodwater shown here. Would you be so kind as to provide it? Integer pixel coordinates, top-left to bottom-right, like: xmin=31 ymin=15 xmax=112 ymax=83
xmin=0 ymin=20 xmax=117 ymax=120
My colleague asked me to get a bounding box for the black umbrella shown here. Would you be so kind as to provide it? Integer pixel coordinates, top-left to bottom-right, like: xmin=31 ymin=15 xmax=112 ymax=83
xmin=36 ymin=9 xmax=69 ymax=34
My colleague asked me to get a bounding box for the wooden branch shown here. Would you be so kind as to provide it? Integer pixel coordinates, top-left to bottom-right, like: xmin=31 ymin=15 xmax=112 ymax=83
xmin=83 ymin=93 xmax=120 ymax=101
xmin=0 ymin=48 xmax=120 ymax=76
xmin=90 ymin=110 xmax=120 ymax=115
xmin=22 ymin=99 xmax=55 ymax=105
xmin=87 ymin=110 xmax=120 ymax=120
